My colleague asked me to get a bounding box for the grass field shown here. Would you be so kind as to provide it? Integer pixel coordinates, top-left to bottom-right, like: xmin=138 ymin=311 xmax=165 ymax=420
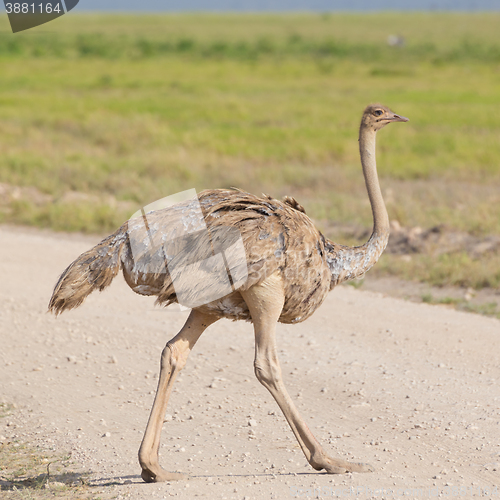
xmin=0 ymin=13 xmax=499 ymax=291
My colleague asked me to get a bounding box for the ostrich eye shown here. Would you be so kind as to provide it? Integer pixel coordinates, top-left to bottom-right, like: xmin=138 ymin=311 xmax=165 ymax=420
xmin=374 ymin=109 xmax=384 ymax=117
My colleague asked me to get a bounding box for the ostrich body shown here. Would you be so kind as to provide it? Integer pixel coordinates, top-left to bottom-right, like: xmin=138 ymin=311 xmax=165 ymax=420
xmin=49 ymin=104 xmax=408 ymax=482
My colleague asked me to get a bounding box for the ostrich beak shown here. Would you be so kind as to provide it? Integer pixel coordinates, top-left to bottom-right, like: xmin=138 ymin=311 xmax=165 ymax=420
xmin=389 ymin=113 xmax=409 ymax=122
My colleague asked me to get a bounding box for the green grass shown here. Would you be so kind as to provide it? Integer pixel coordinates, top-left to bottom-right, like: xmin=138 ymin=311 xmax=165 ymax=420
xmin=421 ymin=293 xmax=499 ymax=318
xmin=374 ymin=250 xmax=500 ymax=290
xmin=2 ymin=12 xmax=500 ymax=61
xmin=0 ymin=13 xmax=499 ymax=289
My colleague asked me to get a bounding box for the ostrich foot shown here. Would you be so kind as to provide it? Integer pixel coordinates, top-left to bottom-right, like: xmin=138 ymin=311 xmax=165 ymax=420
xmin=311 ymin=455 xmax=374 ymax=474
xmin=141 ymin=465 xmax=187 ymax=483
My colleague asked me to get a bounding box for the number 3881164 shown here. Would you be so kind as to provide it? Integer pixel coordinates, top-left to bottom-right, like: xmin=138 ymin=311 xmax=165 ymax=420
xmin=5 ymin=3 xmax=62 ymax=14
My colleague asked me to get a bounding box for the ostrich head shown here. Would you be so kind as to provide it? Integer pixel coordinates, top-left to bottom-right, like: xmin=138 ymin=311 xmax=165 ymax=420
xmin=361 ymin=104 xmax=409 ymax=132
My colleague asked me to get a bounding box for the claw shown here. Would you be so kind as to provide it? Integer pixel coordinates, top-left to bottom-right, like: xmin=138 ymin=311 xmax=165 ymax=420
xmin=315 ymin=457 xmax=374 ymax=474
xmin=141 ymin=467 xmax=187 ymax=483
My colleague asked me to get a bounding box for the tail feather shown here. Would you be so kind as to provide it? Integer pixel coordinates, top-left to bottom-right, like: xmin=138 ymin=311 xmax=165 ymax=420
xmin=48 ymin=225 xmax=128 ymax=315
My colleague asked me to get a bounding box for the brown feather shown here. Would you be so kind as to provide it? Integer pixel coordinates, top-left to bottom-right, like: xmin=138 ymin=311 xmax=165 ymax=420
xmin=48 ymin=226 xmax=128 ymax=315
xmin=48 ymin=189 xmax=336 ymax=324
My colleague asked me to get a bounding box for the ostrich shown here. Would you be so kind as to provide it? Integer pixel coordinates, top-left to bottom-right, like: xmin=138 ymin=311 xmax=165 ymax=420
xmin=49 ymin=104 xmax=408 ymax=482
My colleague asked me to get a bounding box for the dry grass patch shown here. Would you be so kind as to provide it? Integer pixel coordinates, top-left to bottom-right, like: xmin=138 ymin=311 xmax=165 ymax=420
xmin=0 ymin=405 xmax=100 ymax=500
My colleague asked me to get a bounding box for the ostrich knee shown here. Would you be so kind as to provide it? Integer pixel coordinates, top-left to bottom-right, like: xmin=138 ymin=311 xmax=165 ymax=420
xmin=254 ymin=355 xmax=282 ymax=391
xmin=161 ymin=342 xmax=189 ymax=374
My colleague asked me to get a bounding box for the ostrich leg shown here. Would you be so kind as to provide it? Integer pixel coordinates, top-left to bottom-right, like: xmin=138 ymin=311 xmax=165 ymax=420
xmin=138 ymin=310 xmax=219 ymax=483
xmin=241 ymin=273 xmax=373 ymax=474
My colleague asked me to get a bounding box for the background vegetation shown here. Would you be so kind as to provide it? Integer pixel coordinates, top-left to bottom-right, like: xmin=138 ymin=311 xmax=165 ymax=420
xmin=0 ymin=13 xmax=499 ymax=291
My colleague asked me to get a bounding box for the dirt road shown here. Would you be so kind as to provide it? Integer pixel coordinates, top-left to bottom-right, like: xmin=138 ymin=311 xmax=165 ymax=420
xmin=1 ymin=225 xmax=499 ymax=499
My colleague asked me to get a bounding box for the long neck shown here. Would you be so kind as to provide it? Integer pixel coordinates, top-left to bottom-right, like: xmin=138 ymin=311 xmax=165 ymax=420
xmin=325 ymin=125 xmax=390 ymax=287
xmin=359 ymin=125 xmax=389 ymax=235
